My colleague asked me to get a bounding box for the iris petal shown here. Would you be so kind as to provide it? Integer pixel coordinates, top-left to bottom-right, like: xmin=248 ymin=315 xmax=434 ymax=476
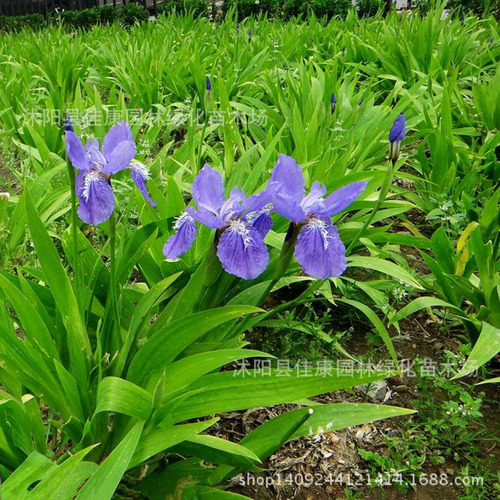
xmin=241 ymin=188 xmax=274 ymax=216
xmin=217 ymin=220 xmax=269 ymax=280
xmin=301 ymin=181 xmax=327 ymax=212
xmin=220 ymin=187 xmax=246 ymax=221
xmin=246 ymin=208 xmax=273 ymax=238
xmin=272 ymin=191 xmax=306 ymax=223
xmin=269 ymin=154 xmax=305 ymax=201
xmin=163 ymin=213 xmax=198 ymax=260
xmin=130 ymin=161 xmax=156 ymax=207
xmin=103 ymin=140 xmax=136 ymax=175
xmin=76 ymin=170 xmax=115 ymax=225
xmin=66 ymin=131 xmax=91 ymax=171
xmin=86 ymin=139 xmax=106 ymax=165
xmin=295 ymin=219 xmax=347 ymax=279
xmin=102 ymin=122 xmax=134 ymax=158
xmin=314 ymin=181 xmax=367 ymax=217
xmin=186 ymin=207 xmax=226 ymax=229
xmin=192 ymin=164 xmax=225 ymax=214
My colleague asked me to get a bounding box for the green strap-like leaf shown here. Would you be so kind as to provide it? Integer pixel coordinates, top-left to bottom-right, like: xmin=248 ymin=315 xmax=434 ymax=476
xmin=28 ymin=445 xmax=97 ymax=500
xmin=289 ymin=403 xmax=416 ymax=440
xmin=175 ymin=434 xmax=261 ymax=468
xmin=24 ymin=190 xmax=90 ymax=407
xmin=130 ymin=419 xmax=218 ymax=468
xmin=348 ymin=256 xmax=423 ymax=289
xmin=127 ymin=306 xmax=262 ymax=387
xmin=78 ymin=422 xmax=144 ymax=500
xmin=337 ymin=298 xmax=398 ymax=366
xmin=390 ymin=296 xmax=463 ymax=325
xmin=95 ymin=377 xmax=153 ymax=420
xmin=453 ymin=322 xmax=500 ymax=379
xmin=2 ymin=452 xmax=54 ymax=499
xmin=172 ymin=368 xmax=394 ymax=422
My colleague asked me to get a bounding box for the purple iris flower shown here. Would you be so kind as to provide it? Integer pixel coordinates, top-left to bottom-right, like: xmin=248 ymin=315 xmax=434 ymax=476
xmin=248 ymin=28 xmax=252 ymax=42
xmin=269 ymin=155 xmax=366 ymax=279
xmin=206 ymin=76 xmax=212 ymax=92
xmin=65 ymin=121 xmax=156 ymax=226
xmin=163 ymin=165 xmax=273 ymax=280
xmin=388 ymin=113 xmax=406 ymax=164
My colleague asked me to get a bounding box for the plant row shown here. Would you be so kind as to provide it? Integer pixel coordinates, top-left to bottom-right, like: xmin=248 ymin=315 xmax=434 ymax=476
xmin=0 ymin=0 xmax=497 ymax=34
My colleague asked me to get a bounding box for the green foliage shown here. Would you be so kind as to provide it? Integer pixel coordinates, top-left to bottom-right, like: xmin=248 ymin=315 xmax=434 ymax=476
xmin=360 ymin=358 xmax=498 ymax=495
xmin=119 ymin=3 xmax=151 ymax=27
xmin=158 ymin=0 xmax=208 ymax=17
xmin=0 ymin=6 xmax=498 ymax=497
xmin=222 ymin=0 xmax=280 ymax=19
xmin=98 ymin=5 xmax=121 ymax=25
xmin=58 ymin=7 xmax=101 ymax=31
xmin=357 ymin=0 xmax=385 ymax=17
xmin=447 ymin=0 xmax=496 ymax=17
xmin=309 ymin=0 xmax=351 ymax=18
xmin=411 ymin=0 xmax=433 ymax=15
xmin=0 ymin=14 xmax=46 ymax=32
xmin=0 ymin=6 xmax=144 ymax=34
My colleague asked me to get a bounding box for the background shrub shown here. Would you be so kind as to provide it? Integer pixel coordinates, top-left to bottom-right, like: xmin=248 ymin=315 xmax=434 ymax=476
xmin=75 ymin=7 xmax=101 ymax=30
xmin=309 ymin=0 xmax=351 ymax=19
xmin=222 ymin=0 xmax=280 ymax=19
xmin=410 ymin=0 xmax=433 ymax=15
xmin=357 ymin=0 xmax=384 ymax=17
xmin=281 ymin=0 xmax=308 ymax=19
xmin=0 ymin=13 xmax=46 ymax=32
xmin=98 ymin=5 xmax=120 ymax=24
xmin=446 ymin=0 xmax=498 ymax=17
xmin=120 ymin=2 xmax=150 ymax=26
xmin=57 ymin=10 xmax=79 ymax=29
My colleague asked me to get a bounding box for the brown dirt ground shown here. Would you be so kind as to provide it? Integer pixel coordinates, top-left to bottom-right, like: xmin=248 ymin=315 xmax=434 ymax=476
xmin=216 ymin=315 xmax=499 ymax=499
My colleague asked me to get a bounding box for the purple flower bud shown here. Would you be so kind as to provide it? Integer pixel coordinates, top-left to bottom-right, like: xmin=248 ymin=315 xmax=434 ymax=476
xmin=206 ymin=76 xmax=212 ymax=92
xmin=330 ymin=94 xmax=337 ymax=114
xmin=359 ymin=99 xmax=365 ymax=107
xmin=248 ymin=28 xmax=252 ymax=42
xmin=237 ymin=22 xmax=240 ymax=30
xmin=64 ymin=113 xmax=74 ymax=133
xmin=389 ymin=113 xmax=406 ymax=164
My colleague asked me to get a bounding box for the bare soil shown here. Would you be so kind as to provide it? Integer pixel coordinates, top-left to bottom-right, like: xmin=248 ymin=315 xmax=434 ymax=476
xmin=217 ymin=310 xmax=500 ymax=500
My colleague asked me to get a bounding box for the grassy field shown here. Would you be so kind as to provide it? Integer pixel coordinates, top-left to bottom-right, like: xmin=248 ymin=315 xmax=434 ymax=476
xmin=0 ymin=6 xmax=498 ymax=499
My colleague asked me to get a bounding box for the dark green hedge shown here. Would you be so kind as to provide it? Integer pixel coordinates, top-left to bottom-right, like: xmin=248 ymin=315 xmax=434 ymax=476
xmin=356 ymin=0 xmax=385 ymax=18
xmin=0 ymin=3 xmax=148 ymax=33
xmin=445 ymin=0 xmax=498 ymax=17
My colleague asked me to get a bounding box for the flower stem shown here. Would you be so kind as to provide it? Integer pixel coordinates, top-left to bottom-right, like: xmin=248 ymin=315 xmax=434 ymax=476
xmin=67 ymin=158 xmax=81 ymax=309
xmin=109 ymin=211 xmax=120 ymax=354
xmin=229 ymin=223 xmax=301 ymax=338
xmin=196 ymin=93 xmax=211 ymax=172
xmin=346 ymin=159 xmax=394 ymax=254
